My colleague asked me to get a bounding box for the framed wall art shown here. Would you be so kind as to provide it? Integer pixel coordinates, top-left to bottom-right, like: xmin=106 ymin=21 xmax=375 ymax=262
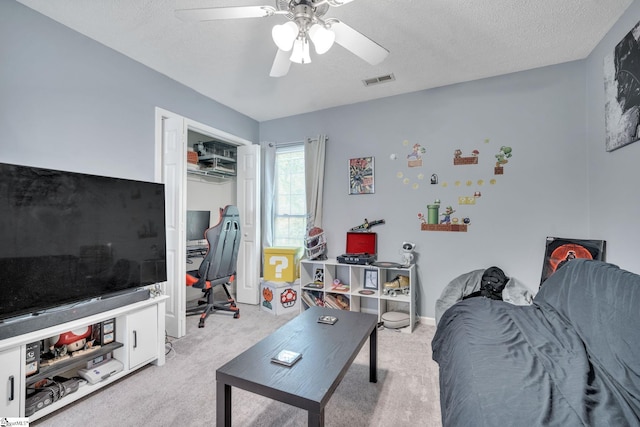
xmin=539 ymin=236 xmax=606 ymax=287
xmin=364 ymin=269 xmax=379 ymax=290
xmin=604 ymin=19 xmax=640 ymax=152
xmin=349 ymin=156 xmax=374 ymax=195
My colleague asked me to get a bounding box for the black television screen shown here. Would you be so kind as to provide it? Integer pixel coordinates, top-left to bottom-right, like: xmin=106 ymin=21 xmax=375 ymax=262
xmin=186 ymin=210 xmax=210 ymax=245
xmin=0 ymin=162 xmax=167 ymax=322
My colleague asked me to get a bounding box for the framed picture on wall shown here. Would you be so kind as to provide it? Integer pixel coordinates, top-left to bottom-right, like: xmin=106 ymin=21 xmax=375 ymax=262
xmin=539 ymin=237 xmax=606 ymax=287
xmin=349 ymin=156 xmax=375 ymax=195
xmin=604 ymin=19 xmax=640 ymax=152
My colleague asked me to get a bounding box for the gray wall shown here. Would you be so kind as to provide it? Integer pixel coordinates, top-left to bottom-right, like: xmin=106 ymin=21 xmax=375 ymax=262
xmin=3 ymin=0 xmax=638 ymax=320
xmin=0 ymin=0 xmax=258 ymax=182
xmin=585 ymin=1 xmax=640 ymax=273
xmin=261 ymin=61 xmax=590 ymax=319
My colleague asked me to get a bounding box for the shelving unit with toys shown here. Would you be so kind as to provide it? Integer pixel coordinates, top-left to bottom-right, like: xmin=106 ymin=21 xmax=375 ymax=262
xmin=299 ymin=259 xmax=416 ymax=333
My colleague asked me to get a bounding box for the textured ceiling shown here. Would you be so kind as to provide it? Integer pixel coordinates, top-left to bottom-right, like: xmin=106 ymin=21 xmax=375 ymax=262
xmin=17 ymin=0 xmax=633 ymax=122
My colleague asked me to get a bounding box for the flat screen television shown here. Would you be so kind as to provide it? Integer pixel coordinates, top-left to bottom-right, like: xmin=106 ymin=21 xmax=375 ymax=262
xmin=186 ymin=210 xmax=210 ymax=249
xmin=0 ymin=162 xmax=167 ymax=324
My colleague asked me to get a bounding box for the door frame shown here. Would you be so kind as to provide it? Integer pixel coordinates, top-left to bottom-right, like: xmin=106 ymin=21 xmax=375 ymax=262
xmin=155 ymin=107 xmax=254 ymax=338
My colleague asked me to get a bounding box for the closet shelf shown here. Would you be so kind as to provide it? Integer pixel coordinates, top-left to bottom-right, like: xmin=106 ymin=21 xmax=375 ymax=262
xmin=187 ymin=169 xmax=235 ymax=181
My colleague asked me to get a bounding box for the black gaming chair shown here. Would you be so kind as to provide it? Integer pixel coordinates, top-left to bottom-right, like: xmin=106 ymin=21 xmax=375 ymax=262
xmin=186 ymin=205 xmax=241 ymax=328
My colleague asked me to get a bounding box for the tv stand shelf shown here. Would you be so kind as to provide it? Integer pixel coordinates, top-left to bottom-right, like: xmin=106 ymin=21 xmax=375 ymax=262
xmin=27 ymin=341 xmax=123 ymax=386
xmin=0 ymin=295 xmax=167 ymax=421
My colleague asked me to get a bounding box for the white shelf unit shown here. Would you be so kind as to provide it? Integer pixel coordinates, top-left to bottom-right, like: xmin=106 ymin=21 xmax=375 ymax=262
xmin=300 ymin=259 xmax=416 ymax=333
xmin=0 ymin=295 xmax=167 ymax=421
xmin=188 ymin=139 xmax=237 ymax=181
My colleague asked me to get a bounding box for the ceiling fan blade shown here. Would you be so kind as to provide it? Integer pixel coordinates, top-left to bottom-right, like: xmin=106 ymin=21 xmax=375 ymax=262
xmin=270 ymin=49 xmax=291 ymax=77
xmin=175 ymin=6 xmax=277 ymax=22
xmin=331 ymin=20 xmax=389 ymax=65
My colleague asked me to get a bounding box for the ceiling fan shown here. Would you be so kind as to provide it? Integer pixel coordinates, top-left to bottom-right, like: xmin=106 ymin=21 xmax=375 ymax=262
xmin=175 ymin=0 xmax=389 ymax=77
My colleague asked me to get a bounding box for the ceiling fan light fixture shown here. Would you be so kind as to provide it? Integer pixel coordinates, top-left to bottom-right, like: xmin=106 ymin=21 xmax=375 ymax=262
xmin=289 ymin=36 xmax=311 ymax=64
xmin=308 ymin=23 xmax=335 ymax=55
xmin=272 ymin=21 xmax=298 ymax=51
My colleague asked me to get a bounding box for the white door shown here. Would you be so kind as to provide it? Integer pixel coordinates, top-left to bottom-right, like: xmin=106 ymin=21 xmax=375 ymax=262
xmin=236 ymin=144 xmax=261 ymax=304
xmin=160 ymin=113 xmax=186 ymax=338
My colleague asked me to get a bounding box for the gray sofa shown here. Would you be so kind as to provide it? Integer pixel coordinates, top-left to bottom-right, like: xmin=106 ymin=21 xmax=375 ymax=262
xmin=432 ymin=260 xmax=640 ymax=426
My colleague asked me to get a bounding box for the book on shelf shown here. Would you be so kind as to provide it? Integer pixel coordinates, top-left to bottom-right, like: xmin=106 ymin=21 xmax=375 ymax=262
xmin=305 ymin=282 xmax=324 ymax=289
xmin=302 ymin=290 xmax=324 ymax=307
xmin=324 ymin=293 xmax=350 ymax=310
xmin=330 ymin=283 xmax=350 ymax=292
xmin=271 ymin=349 xmax=302 ymax=367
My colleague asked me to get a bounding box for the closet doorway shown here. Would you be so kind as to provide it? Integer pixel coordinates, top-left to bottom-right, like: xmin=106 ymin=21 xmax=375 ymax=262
xmin=155 ymin=108 xmax=260 ymax=338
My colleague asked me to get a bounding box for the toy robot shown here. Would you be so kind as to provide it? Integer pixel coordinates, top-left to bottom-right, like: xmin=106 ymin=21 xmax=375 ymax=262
xmin=400 ymin=241 xmax=415 ymax=267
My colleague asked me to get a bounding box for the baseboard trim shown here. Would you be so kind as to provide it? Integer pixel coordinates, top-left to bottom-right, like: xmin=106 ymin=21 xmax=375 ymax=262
xmin=418 ymin=316 xmax=436 ymax=326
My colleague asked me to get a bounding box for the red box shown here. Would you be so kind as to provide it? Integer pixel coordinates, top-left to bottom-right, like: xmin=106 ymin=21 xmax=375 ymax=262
xmin=346 ymin=232 xmax=377 ymax=254
xmin=187 ymin=151 xmax=199 ymax=165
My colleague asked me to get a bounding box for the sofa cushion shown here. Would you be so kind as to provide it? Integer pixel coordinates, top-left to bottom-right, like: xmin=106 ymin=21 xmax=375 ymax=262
xmin=535 ymin=259 xmax=640 ymax=413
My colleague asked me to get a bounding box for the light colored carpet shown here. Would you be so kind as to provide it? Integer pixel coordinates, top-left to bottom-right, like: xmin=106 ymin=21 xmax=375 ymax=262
xmin=33 ymin=303 xmax=441 ymax=426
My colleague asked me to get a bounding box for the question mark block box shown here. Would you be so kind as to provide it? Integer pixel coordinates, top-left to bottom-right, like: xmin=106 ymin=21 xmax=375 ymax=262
xmin=263 ymin=247 xmax=302 ymax=282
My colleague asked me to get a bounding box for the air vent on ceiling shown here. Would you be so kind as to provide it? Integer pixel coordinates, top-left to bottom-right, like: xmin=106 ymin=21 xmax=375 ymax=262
xmin=363 ymin=73 xmax=395 ymax=87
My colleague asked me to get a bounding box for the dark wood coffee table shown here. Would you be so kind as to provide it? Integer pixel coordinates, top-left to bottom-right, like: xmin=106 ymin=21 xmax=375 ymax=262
xmin=216 ymin=306 xmax=378 ymax=426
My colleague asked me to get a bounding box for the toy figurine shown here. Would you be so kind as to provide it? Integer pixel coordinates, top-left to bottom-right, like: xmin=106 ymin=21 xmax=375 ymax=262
xmin=350 ymin=218 xmax=385 ymax=232
xmin=52 ymin=326 xmax=93 ymax=354
xmin=400 ymin=242 xmax=416 ymax=267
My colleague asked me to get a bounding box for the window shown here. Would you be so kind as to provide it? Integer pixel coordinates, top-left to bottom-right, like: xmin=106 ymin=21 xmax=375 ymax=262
xmin=274 ymin=144 xmax=306 ymax=247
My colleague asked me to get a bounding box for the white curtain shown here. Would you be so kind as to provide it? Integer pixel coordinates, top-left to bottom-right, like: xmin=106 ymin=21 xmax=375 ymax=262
xmin=305 ymin=135 xmax=327 ymax=229
xmin=261 ymin=141 xmax=276 ymax=249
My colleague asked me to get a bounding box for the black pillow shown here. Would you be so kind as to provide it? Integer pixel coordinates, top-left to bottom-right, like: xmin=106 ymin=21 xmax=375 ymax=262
xmin=461 ymin=266 xmax=509 ymax=301
xmin=479 ymin=266 xmax=508 ymax=299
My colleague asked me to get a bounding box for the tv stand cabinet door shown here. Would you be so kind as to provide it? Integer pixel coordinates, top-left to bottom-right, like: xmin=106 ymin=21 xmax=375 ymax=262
xmin=127 ymin=305 xmax=159 ymax=370
xmin=0 ymin=347 xmax=22 ymax=417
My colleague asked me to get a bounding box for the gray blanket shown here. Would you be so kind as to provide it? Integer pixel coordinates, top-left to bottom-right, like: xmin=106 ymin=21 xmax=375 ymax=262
xmin=432 ymin=260 xmax=640 ymax=426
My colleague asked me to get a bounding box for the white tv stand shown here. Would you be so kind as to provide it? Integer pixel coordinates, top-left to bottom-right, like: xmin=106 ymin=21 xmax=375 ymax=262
xmin=0 ymin=294 xmax=167 ymax=421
